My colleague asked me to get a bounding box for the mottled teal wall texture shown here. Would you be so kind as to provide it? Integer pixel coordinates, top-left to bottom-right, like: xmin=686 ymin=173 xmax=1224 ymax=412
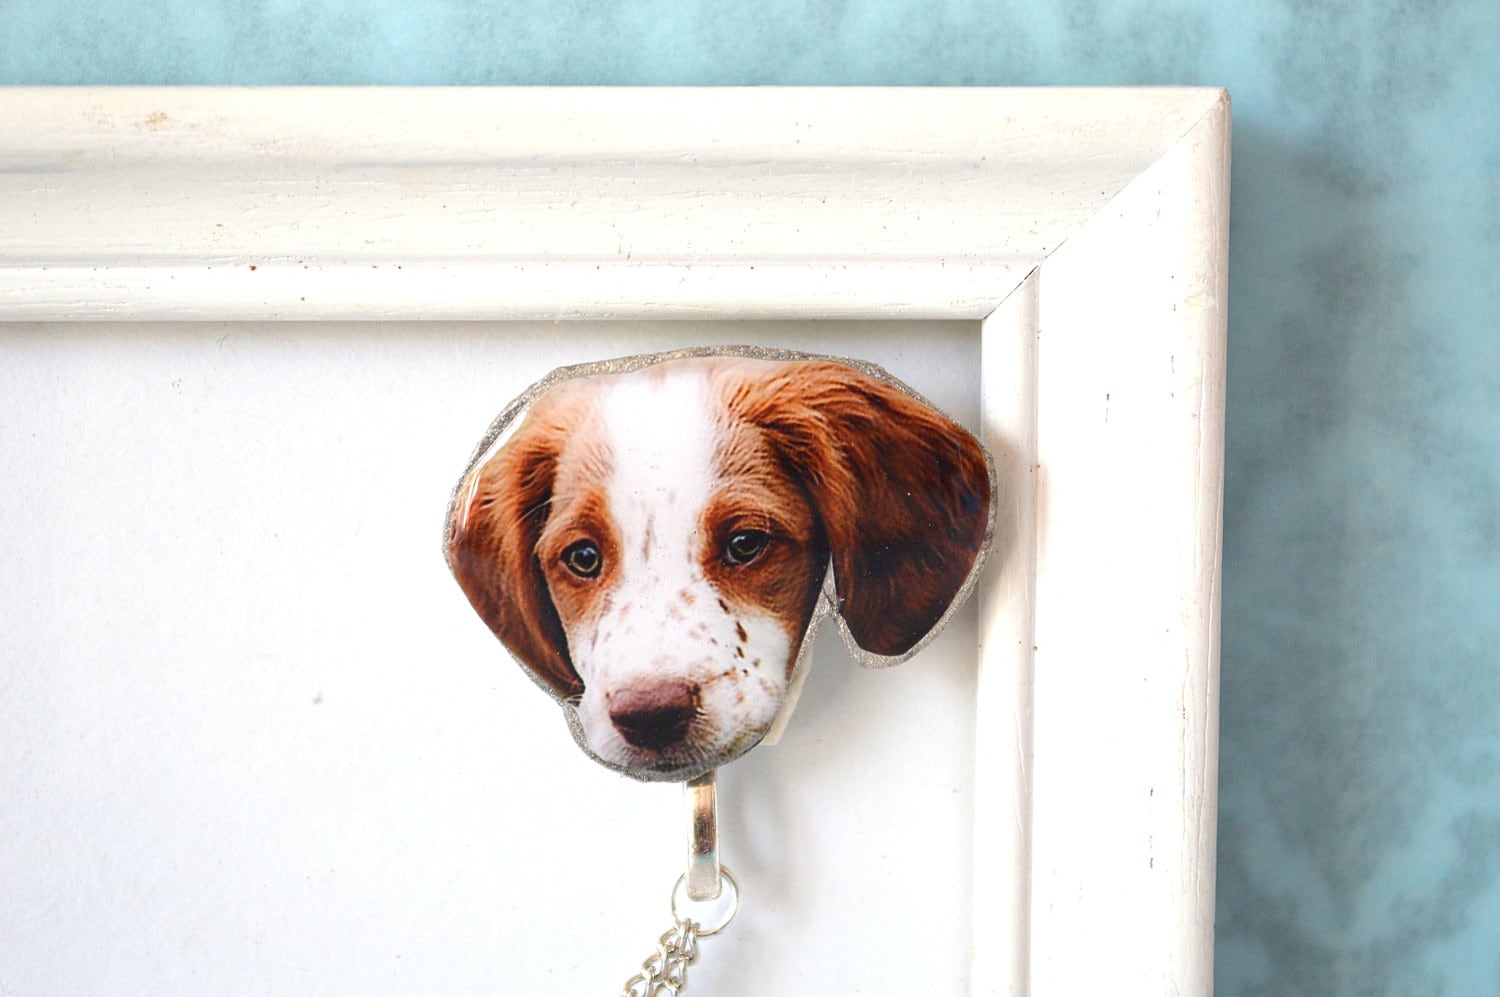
xmin=5 ymin=2 xmax=1498 ymax=992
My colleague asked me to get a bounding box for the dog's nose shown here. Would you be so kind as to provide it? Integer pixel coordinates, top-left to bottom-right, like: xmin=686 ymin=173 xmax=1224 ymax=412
xmin=609 ymin=681 xmax=698 ymax=751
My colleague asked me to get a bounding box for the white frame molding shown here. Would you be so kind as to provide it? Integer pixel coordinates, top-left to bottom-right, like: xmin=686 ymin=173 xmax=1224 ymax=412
xmin=0 ymin=87 xmax=1229 ymax=995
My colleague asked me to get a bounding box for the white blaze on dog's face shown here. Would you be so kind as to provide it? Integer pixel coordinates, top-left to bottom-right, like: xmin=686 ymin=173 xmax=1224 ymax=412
xmin=532 ymin=364 xmax=824 ymax=775
xmin=447 ymin=354 xmax=992 ymax=782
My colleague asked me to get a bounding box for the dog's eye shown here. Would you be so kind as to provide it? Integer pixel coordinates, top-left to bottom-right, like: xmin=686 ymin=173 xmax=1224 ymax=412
xmin=724 ymin=530 xmax=770 ymax=566
xmin=561 ymin=540 xmax=602 ymax=578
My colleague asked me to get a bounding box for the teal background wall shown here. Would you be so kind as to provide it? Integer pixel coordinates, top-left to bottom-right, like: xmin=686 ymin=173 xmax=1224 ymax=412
xmin=4 ymin=2 xmax=1497 ymax=992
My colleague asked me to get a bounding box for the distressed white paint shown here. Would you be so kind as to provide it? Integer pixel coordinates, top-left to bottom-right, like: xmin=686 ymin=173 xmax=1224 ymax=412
xmin=976 ymin=271 xmax=1041 ymax=995
xmin=1025 ymin=103 xmax=1229 ymax=996
xmin=1 ymin=87 xmax=1215 ymax=322
xmin=0 ymin=88 xmax=1229 ymax=995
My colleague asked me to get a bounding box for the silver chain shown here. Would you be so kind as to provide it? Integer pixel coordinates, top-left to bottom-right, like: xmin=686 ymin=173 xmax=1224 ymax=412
xmin=619 ymin=859 xmax=737 ymax=995
xmin=622 ymin=918 xmax=700 ymax=997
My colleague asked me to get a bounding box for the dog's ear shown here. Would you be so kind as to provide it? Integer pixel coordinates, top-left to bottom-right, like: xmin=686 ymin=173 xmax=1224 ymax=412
xmin=446 ymin=400 xmax=582 ymax=699
xmin=729 ymin=360 xmax=992 ymax=658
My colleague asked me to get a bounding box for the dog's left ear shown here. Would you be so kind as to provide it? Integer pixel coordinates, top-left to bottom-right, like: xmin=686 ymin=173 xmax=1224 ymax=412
xmin=729 ymin=360 xmax=994 ymax=659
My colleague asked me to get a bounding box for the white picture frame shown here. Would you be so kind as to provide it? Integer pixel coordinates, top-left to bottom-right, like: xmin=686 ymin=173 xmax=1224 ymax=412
xmin=0 ymin=87 xmax=1228 ymax=996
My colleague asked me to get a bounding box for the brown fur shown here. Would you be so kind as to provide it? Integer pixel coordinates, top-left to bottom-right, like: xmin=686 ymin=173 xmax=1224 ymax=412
xmin=448 ymin=356 xmax=991 ymax=703
xmin=447 ymin=383 xmax=594 ymax=698
xmin=714 ymin=360 xmax=991 ymax=657
xmin=699 ymin=430 xmax=826 ymax=672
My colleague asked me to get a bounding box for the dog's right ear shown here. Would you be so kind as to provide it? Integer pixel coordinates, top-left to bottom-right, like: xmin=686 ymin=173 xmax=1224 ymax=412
xmin=446 ymin=403 xmax=582 ymax=700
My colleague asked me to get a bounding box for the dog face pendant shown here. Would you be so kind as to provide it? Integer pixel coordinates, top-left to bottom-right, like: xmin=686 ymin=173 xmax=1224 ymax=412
xmin=445 ymin=349 xmax=994 ymax=782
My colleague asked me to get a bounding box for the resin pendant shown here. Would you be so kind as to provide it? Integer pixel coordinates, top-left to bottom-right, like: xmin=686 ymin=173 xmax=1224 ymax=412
xmin=445 ymin=348 xmax=995 ymax=782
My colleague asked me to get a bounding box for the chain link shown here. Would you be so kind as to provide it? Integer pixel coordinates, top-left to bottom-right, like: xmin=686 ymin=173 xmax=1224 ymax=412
xmin=621 ymin=919 xmax=700 ymax=997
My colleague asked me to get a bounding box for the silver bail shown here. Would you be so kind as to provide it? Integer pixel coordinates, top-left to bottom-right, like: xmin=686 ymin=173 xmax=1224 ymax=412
xmin=685 ymin=770 xmax=721 ymax=901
